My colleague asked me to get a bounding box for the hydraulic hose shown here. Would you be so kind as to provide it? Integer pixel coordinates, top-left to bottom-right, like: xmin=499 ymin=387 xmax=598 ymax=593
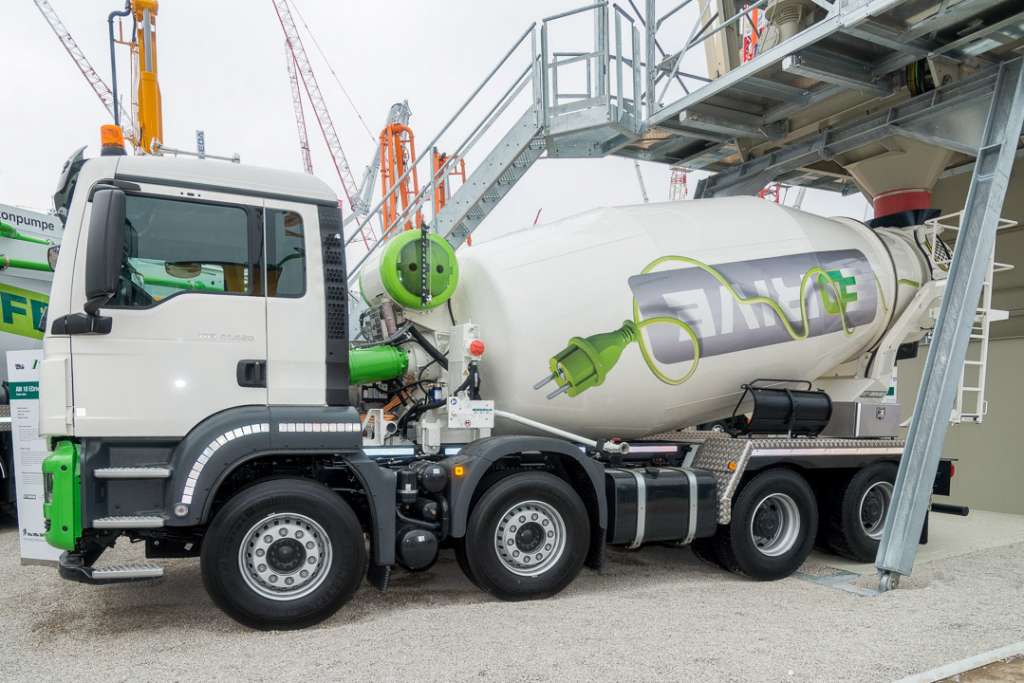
xmin=107 ymin=2 xmax=133 ymax=127
xmin=350 ymin=321 xmax=412 ymax=349
xmin=408 ymin=325 xmax=448 ymax=371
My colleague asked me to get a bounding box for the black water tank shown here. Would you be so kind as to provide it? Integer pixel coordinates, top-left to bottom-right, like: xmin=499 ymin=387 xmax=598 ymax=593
xmin=740 ymin=381 xmax=832 ymax=437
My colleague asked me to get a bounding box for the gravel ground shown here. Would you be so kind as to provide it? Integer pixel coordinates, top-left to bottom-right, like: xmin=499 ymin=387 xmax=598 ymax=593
xmin=1 ymin=518 xmax=1022 ymax=683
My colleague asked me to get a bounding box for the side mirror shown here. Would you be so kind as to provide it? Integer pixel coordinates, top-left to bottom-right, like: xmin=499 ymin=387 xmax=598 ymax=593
xmin=84 ymin=188 xmax=125 ymax=315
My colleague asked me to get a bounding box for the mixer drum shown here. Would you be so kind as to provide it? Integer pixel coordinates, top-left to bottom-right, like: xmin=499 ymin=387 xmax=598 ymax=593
xmin=449 ymin=197 xmax=927 ymax=439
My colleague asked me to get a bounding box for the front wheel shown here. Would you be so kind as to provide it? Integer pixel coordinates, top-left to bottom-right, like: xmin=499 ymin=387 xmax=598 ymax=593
xmin=713 ymin=468 xmax=818 ymax=580
xmin=200 ymin=478 xmax=366 ymax=630
xmin=459 ymin=471 xmax=589 ymax=601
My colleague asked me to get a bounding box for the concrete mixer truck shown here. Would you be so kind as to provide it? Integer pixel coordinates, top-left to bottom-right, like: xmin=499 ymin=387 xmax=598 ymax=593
xmin=37 ymin=149 xmax=959 ymax=630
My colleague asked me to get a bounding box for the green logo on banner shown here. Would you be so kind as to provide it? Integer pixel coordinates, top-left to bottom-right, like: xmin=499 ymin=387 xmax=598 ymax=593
xmin=8 ymin=381 xmax=39 ymax=400
xmin=0 ymin=282 xmax=48 ymax=341
xmin=819 ymin=270 xmax=858 ymax=316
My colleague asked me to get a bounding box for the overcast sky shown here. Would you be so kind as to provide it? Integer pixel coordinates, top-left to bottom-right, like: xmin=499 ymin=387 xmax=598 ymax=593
xmin=1 ymin=1 xmax=869 ymax=244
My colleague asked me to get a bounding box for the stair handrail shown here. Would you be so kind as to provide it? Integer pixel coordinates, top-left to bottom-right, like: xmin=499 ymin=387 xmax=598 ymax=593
xmin=344 ymin=23 xmax=538 ymax=253
xmin=347 ymin=1 xmax=623 ymax=283
xmin=346 ymin=41 xmax=540 ymax=282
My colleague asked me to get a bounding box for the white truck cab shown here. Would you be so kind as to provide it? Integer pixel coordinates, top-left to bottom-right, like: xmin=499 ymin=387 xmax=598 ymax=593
xmin=42 ymin=155 xmax=339 ymax=439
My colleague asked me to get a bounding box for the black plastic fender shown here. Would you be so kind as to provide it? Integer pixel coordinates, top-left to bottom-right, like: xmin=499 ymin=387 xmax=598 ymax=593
xmin=164 ymin=405 xmax=397 ymax=565
xmin=442 ymin=435 xmax=607 ymax=548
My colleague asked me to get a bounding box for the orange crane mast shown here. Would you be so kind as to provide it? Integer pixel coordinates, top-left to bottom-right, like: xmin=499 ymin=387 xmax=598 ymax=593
xmin=379 ymin=124 xmax=423 ymax=235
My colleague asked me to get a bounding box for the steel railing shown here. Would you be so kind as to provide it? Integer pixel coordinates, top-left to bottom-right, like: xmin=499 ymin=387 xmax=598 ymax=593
xmin=346 ymin=1 xmax=645 ymax=282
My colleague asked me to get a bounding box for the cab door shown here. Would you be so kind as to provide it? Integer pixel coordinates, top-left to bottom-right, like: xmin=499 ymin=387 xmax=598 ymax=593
xmin=69 ymin=182 xmax=268 ymax=438
xmin=261 ymin=199 xmax=325 ymax=405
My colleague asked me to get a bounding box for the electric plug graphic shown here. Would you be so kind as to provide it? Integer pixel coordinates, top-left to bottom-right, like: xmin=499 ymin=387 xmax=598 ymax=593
xmin=534 ymin=320 xmax=638 ymax=399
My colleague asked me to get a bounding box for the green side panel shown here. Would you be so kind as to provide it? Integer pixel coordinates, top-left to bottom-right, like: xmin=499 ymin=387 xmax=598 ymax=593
xmin=349 ymin=344 xmax=410 ymax=385
xmin=42 ymin=441 xmax=81 ymax=552
xmin=0 ymin=281 xmax=48 ymax=341
xmin=378 ymin=231 xmax=459 ymax=310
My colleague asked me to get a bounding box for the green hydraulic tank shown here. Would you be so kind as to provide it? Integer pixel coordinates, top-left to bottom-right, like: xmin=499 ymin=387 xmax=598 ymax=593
xmin=349 ymin=344 xmax=409 ymax=385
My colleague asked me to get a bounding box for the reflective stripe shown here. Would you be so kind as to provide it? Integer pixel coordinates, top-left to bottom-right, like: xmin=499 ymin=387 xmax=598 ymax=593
xmin=627 ymin=469 xmax=646 ymax=550
xmin=277 ymin=422 xmax=360 ymax=433
xmin=683 ymin=467 xmax=698 ymax=546
xmin=178 ymin=423 xmax=270 ymax=505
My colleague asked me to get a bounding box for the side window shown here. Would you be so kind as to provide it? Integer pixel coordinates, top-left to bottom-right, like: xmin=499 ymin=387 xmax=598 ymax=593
xmin=266 ymin=209 xmax=306 ymax=298
xmin=109 ymin=195 xmax=255 ymax=307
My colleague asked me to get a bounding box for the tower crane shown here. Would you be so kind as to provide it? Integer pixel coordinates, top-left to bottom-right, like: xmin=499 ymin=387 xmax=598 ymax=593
xmin=274 ymin=3 xmax=461 ymax=246
xmin=284 ymin=44 xmax=314 ymax=175
xmin=272 ymin=0 xmax=361 ymax=217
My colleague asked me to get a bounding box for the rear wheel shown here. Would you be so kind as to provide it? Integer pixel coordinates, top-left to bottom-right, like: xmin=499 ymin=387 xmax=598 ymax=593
xmin=822 ymin=462 xmax=897 ymax=562
xmin=713 ymin=468 xmax=817 ymax=580
xmin=460 ymin=471 xmax=589 ymax=601
xmin=201 ymin=478 xmax=366 ymax=630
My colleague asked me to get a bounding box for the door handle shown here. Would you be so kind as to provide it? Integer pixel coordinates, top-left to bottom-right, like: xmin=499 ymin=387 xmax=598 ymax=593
xmin=237 ymin=359 xmax=267 ymax=388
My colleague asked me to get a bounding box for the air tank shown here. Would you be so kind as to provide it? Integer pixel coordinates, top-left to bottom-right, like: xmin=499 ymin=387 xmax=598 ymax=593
xmin=449 ymin=197 xmax=930 ymax=439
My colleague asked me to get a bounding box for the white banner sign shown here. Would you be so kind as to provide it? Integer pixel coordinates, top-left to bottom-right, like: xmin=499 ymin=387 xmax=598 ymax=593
xmin=7 ymin=349 xmax=60 ymax=564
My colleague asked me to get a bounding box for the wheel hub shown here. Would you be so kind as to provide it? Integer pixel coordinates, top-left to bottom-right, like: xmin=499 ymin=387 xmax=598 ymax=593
xmin=494 ymin=500 xmax=567 ymax=577
xmin=238 ymin=513 xmax=333 ymax=601
xmin=859 ymin=481 xmax=894 ymax=540
xmin=753 ymin=505 xmax=782 ymax=538
xmin=267 ymin=538 xmax=306 ymax=574
xmin=749 ymin=493 xmax=801 ymax=557
xmin=514 ymin=522 xmax=545 ymax=553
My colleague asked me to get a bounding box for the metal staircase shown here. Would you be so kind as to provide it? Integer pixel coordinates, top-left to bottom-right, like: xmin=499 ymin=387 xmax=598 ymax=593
xmin=434 ymin=111 xmax=547 ymax=249
xmin=345 ymin=4 xmax=644 ymax=278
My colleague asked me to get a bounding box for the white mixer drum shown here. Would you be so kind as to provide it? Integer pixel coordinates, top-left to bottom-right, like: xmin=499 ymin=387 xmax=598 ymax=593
xmin=450 ymin=197 xmax=926 ymax=438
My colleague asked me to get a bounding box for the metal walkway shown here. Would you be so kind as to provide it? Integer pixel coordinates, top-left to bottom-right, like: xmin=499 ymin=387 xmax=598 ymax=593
xmin=343 ymin=0 xmax=1024 ymax=587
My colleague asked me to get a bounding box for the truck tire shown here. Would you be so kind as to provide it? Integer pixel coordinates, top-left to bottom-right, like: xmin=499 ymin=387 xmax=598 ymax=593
xmin=459 ymin=471 xmax=589 ymax=601
xmin=452 ymin=538 xmax=481 ymax=588
xmin=200 ymin=478 xmax=366 ymax=630
xmin=714 ymin=468 xmax=817 ymax=580
xmin=822 ymin=462 xmax=897 ymax=562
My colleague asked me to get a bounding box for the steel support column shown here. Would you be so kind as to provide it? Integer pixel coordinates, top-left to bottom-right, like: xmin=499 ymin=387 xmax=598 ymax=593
xmin=876 ymin=57 xmax=1024 ymax=590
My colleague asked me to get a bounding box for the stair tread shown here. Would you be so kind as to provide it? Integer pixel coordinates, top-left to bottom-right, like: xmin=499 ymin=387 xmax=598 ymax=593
xmin=93 ymin=515 xmax=165 ymax=529
xmin=90 ymin=564 xmax=164 ymax=579
xmin=94 ymin=466 xmax=171 ymax=479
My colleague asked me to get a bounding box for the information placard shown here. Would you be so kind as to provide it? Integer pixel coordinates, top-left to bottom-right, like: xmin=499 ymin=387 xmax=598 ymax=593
xmin=7 ymin=349 xmax=60 ymax=564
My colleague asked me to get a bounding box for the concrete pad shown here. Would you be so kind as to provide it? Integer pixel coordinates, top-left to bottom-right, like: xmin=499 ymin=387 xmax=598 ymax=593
xmin=2 ymin=510 xmax=1023 ymax=681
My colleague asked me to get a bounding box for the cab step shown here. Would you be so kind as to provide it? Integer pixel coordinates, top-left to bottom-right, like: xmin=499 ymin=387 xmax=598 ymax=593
xmin=92 ymin=515 xmax=165 ymax=529
xmin=58 ymin=553 xmax=164 ymax=584
xmin=93 ymin=467 xmax=171 ymax=479
xmin=90 ymin=563 xmax=165 ymax=580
